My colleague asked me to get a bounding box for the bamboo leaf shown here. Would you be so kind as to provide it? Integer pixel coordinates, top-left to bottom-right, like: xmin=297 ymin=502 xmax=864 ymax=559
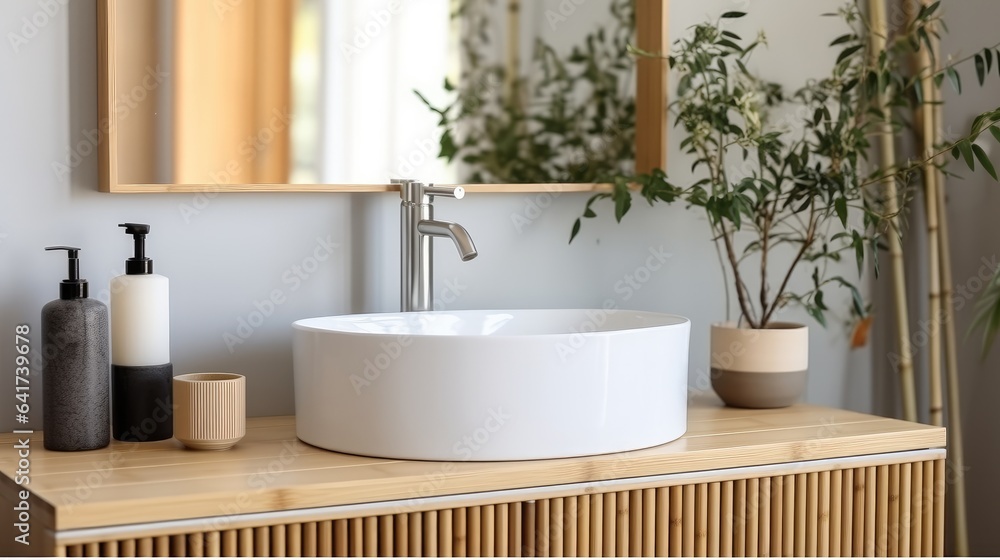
xmin=987 ymin=48 xmax=995 ymax=75
xmin=852 ymin=230 xmax=864 ymax=276
xmin=958 ymin=140 xmax=976 ymax=171
xmin=613 ymin=180 xmax=632 ymax=222
xmin=569 ymin=219 xmax=582 ymax=243
xmin=972 ymin=143 xmax=998 ymax=181
xmin=807 ymin=305 xmax=828 ymax=328
xmin=721 ymin=11 xmax=746 ymax=18
xmin=830 ymin=34 xmax=855 ymax=47
xmin=835 ymin=197 xmax=848 ymax=228
xmin=815 ymin=290 xmax=827 ymax=311
xmin=990 ymin=126 xmax=1000 ymax=145
xmin=836 ymin=45 xmax=864 ymax=65
xmin=976 ymin=54 xmax=986 ymax=86
xmin=946 ymin=66 xmax=962 ymax=93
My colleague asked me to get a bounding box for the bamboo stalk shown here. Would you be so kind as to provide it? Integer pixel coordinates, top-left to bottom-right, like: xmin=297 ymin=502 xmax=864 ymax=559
xmin=330 ymin=519 xmax=347 ymax=557
xmin=525 ymin=501 xmax=536 ymax=557
xmin=819 ymin=472 xmax=830 ymax=557
xmin=869 ymin=0 xmax=918 ymax=423
xmin=934 ymin=459 xmax=946 ymax=556
xmin=905 ymin=0 xmax=946 ymax=429
xmin=590 ymin=494 xmax=603 ymax=557
xmin=722 ymin=481 xmax=734 ymax=558
xmin=709 ymin=482 xmax=721 ymax=558
xmin=796 ymin=474 xmax=807 ymax=557
xmin=841 ymin=470 xmax=853 ymax=556
xmin=643 ymin=488 xmax=656 ymax=557
xmin=670 ymin=482 xmax=688 ymax=557
xmin=303 ymin=522 xmax=317 ymax=557
xmin=379 ymin=516 xmax=393 ymax=557
xmin=580 ymin=494 xmax=592 ymax=557
xmin=396 ymin=514 xmax=410 ymax=557
xmin=923 ymin=462 xmax=934 ymax=555
xmin=617 ymin=491 xmax=630 ymax=557
xmin=877 ymin=466 xmax=889 ymax=557
xmin=900 ymin=463 xmax=912 ymax=558
xmin=469 ymin=505 xmax=481 ymax=557
xmin=538 ymin=498 xmax=551 ymax=557
xmin=253 ymin=527 xmax=268 ymax=557
xmin=911 ymin=463 xmax=923 ymax=557
xmin=865 ymin=467 xmax=877 ymax=557
xmin=746 ymin=479 xmax=759 ymax=557
xmin=496 ymin=504 xmax=508 ymax=558
xmin=831 ymin=471 xmax=842 ymax=557
xmin=454 ymin=508 xmax=466 ymax=557
xmin=511 ymin=503 xmax=522 ymax=558
xmin=362 ymin=518 xmax=376 ymax=558
xmin=483 ymin=504 xmax=495 ymax=557
xmin=772 ymin=477 xmax=784 ymax=558
xmin=630 ymin=490 xmax=643 ymax=557
xmin=785 ymin=475 xmax=797 ymax=557
xmin=564 ymin=498 xmax=576 ymax=558
xmin=441 ymin=508 xmax=454 ymax=557
xmin=889 ymin=465 xmax=900 ymax=557
xmin=547 ymin=499 xmax=559 ymax=557
xmin=603 ymin=493 xmax=616 ymax=557
xmin=409 ymin=512 xmax=423 ymax=558
xmin=655 ymin=487 xmax=670 ymax=557
xmin=931 ymin=34 xmax=971 ymax=558
xmin=806 ymin=473 xmax=818 ymax=557
xmin=735 ymin=480 xmax=747 ymax=557
xmin=102 ymin=540 xmax=119 ymax=557
xmin=759 ymin=477 xmax=771 ymax=558
xmin=853 ymin=469 xmax=865 ymax=558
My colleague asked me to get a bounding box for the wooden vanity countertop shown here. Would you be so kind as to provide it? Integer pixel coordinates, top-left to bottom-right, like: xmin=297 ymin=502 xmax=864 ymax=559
xmin=0 ymin=399 xmax=944 ymax=531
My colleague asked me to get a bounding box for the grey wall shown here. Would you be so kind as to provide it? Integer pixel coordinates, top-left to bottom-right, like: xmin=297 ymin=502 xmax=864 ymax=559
xmin=1 ymin=0 xmax=870 ymax=442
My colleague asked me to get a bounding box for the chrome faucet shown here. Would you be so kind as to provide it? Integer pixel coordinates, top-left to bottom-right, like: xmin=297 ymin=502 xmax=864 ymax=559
xmin=397 ymin=180 xmax=478 ymax=312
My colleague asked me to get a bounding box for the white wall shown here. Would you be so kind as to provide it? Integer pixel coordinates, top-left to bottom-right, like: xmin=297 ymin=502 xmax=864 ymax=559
xmin=0 ymin=0 xmax=870 ymax=439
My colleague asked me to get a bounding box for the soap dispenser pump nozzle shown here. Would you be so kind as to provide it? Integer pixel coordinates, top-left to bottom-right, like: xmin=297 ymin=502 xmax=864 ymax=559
xmin=119 ymin=223 xmax=153 ymax=275
xmin=45 ymin=246 xmax=89 ymax=300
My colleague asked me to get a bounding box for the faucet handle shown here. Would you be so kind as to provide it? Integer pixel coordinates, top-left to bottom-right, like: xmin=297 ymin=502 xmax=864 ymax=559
xmin=395 ymin=179 xmax=466 ymax=203
xmin=423 ymin=185 xmax=465 ymax=200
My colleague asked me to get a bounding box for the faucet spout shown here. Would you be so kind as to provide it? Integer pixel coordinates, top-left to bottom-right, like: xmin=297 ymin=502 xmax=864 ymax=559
xmin=417 ymin=220 xmax=478 ymax=261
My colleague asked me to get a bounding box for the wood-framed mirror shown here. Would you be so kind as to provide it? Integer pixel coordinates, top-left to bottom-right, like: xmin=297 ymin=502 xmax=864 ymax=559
xmin=97 ymin=0 xmax=667 ymax=193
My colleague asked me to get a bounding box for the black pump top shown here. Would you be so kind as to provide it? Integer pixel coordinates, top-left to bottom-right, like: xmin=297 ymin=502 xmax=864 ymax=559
xmin=119 ymin=223 xmax=153 ymax=275
xmin=46 ymin=246 xmax=89 ymax=300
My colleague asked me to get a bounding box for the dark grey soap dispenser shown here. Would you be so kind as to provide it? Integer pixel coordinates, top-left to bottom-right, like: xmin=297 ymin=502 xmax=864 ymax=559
xmin=41 ymin=246 xmax=110 ymax=451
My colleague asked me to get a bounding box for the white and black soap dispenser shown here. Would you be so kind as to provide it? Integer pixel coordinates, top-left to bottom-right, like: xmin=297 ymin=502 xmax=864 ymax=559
xmin=111 ymin=223 xmax=173 ymax=442
xmin=42 ymin=246 xmax=111 ymax=451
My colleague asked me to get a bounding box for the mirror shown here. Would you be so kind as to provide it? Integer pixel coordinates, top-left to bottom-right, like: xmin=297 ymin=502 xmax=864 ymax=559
xmin=98 ymin=0 xmax=667 ymax=192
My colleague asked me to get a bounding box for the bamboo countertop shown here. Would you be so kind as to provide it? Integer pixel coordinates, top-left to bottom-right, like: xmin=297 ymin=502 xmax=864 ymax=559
xmin=0 ymin=400 xmax=944 ymax=531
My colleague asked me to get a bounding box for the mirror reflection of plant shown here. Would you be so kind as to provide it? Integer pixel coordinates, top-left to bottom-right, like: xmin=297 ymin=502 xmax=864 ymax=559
xmin=415 ymin=0 xmax=636 ymax=183
xmin=571 ymin=4 xmax=1000 ymax=331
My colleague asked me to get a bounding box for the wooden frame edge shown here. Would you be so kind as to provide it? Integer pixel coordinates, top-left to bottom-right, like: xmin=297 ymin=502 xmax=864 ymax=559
xmin=98 ymin=0 xmax=117 ymax=193
xmin=635 ymin=0 xmax=669 ymax=175
xmin=100 ymin=1 xmax=668 ymax=194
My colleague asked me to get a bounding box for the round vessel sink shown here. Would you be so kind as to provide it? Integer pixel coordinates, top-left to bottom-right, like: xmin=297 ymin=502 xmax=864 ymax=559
xmin=293 ymin=309 xmax=690 ymax=461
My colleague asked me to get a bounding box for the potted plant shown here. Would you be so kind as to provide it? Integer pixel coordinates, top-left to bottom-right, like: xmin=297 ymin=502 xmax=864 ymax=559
xmin=571 ymin=4 xmax=1000 ymax=408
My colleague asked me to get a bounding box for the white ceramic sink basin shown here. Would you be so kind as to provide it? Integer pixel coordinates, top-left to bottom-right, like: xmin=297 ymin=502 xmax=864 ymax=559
xmin=292 ymin=309 xmax=690 ymax=461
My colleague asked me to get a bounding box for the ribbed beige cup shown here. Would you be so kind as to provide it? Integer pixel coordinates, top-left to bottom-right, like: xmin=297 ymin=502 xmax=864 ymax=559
xmin=173 ymin=373 xmax=246 ymax=450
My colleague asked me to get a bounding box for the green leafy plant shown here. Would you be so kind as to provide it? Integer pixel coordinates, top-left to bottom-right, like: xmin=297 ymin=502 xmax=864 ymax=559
xmin=572 ymin=3 xmax=1000 ymax=331
xmin=416 ymin=0 xmax=637 ymax=183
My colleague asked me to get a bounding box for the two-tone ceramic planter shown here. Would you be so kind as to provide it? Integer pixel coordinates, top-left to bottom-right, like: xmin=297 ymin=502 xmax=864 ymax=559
xmin=710 ymin=322 xmax=808 ymax=408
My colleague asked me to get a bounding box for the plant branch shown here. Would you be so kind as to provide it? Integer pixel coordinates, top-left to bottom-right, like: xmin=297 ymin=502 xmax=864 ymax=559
xmin=761 ymin=200 xmax=818 ymax=326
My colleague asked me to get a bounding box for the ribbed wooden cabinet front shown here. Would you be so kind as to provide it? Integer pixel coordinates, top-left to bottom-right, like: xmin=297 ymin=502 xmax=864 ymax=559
xmin=61 ymin=459 xmax=944 ymax=557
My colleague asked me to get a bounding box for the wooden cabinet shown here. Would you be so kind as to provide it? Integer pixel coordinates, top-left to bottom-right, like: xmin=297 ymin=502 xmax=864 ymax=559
xmin=0 ymin=401 xmax=945 ymax=557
